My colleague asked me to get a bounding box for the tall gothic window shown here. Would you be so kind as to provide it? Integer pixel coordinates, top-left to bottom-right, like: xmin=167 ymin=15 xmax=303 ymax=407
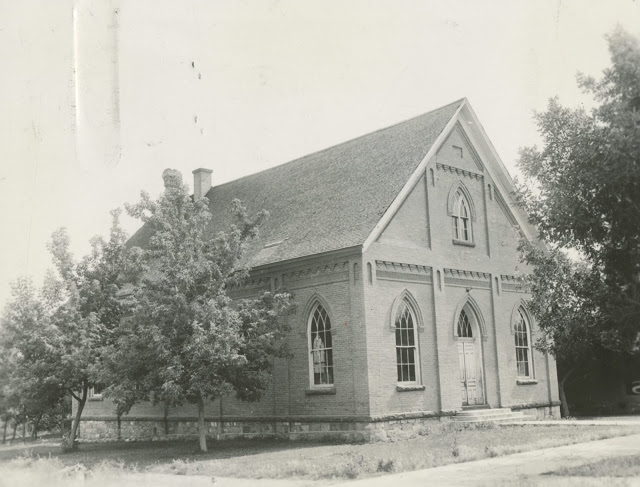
xmin=309 ymin=303 xmax=333 ymax=386
xmin=452 ymin=190 xmax=472 ymax=243
xmin=514 ymin=309 xmax=533 ymax=378
xmin=457 ymin=309 xmax=473 ymax=338
xmin=395 ymin=301 xmax=419 ymax=383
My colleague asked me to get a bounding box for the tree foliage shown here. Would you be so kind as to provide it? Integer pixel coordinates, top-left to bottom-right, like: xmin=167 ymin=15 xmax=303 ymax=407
xmin=518 ymin=27 xmax=640 ymax=414
xmin=0 ymin=210 xmax=137 ymax=449
xmin=106 ymin=170 xmax=294 ymax=451
xmin=0 ymin=277 xmax=66 ymax=441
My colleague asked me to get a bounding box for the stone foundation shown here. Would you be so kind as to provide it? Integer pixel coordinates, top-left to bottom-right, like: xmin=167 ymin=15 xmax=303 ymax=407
xmin=79 ymin=415 xmax=461 ymax=443
xmin=78 ymin=404 xmax=551 ymax=443
xmin=511 ymin=403 xmax=561 ymax=420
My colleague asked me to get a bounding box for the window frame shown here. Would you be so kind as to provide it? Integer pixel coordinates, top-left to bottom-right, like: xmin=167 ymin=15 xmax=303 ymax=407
xmin=452 ymin=190 xmax=473 ymax=244
xmin=88 ymin=384 xmax=104 ymax=401
xmin=307 ymin=303 xmax=334 ymax=389
xmin=395 ymin=300 xmax=421 ymax=385
xmin=514 ymin=309 xmax=534 ymax=379
xmin=457 ymin=309 xmax=474 ymax=339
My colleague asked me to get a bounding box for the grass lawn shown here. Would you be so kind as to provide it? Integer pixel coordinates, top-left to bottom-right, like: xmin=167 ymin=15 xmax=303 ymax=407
xmin=549 ymin=454 xmax=640 ymax=478
xmin=1 ymin=423 xmax=639 ymax=483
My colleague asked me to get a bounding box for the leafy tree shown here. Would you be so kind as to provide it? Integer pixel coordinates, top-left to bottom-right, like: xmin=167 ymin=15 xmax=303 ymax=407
xmin=13 ymin=210 xmax=137 ymax=449
xmin=0 ymin=277 xmax=67 ymax=442
xmin=106 ymin=169 xmax=293 ymax=452
xmin=518 ymin=27 xmax=640 ymax=415
xmin=519 ymin=243 xmax=611 ymax=416
xmin=0 ymin=362 xmax=21 ymax=443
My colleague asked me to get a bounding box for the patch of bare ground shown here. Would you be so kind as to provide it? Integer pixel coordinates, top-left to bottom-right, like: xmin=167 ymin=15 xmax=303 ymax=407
xmin=548 ymin=454 xmax=640 ymax=477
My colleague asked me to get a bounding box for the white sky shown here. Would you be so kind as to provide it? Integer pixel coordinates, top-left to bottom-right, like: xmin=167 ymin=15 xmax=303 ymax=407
xmin=1 ymin=0 xmax=640 ymax=309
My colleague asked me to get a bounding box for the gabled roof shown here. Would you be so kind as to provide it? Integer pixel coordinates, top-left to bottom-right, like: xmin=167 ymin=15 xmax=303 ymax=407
xmin=129 ymin=99 xmax=464 ymax=267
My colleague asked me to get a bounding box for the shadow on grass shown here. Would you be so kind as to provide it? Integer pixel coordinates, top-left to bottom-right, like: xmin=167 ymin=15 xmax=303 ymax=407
xmin=0 ymin=436 xmax=349 ymax=469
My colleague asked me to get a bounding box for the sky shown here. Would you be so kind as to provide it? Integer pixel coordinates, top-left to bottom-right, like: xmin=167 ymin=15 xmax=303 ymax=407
xmin=1 ymin=0 xmax=640 ymax=309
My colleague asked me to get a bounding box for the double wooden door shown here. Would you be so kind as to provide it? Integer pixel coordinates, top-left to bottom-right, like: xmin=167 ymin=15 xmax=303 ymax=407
xmin=458 ymin=341 xmax=484 ymax=406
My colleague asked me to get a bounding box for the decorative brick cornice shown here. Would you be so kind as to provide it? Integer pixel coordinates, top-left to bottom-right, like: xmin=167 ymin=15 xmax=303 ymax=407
xmin=227 ymin=276 xmax=272 ymax=299
xmin=443 ymin=268 xmax=491 ymax=289
xmin=375 ymin=261 xmax=433 ymax=283
xmin=282 ymin=261 xmax=350 ymax=283
xmin=500 ymin=274 xmax=529 ymax=293
xmin=436 ymin=162 xmax=483 ymax=180
xmin=230 ymin=276 xmax=271 ymax=290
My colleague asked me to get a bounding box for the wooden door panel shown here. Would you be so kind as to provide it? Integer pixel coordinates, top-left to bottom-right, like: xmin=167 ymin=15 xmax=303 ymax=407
xmin=458 ymin=343 xmax=467 ymax=404
xmin=464 ymin=343 xmax=477 ymax=404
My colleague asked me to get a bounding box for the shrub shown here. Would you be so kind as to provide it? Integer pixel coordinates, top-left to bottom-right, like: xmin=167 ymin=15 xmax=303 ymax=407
xmin=169 ymin=459 xmax=190 ymax=475
xmin=484 ymin=445 xmax=499 ymax=458
xmin=377 ymin=459 xmax=395 ymax=472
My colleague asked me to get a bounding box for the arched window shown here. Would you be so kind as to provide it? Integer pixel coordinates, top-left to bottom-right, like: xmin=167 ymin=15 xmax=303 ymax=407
xmin=457 ymin=310 xmax=473 ymax=338
xmin=452 ymin=190 xmax=472 ymax=242
xmin=514 ymin=309 xmax=533 ymax=378
xmin=308 ymin=303 xmax=333 ymax=386
xmin=395 ymin=301 xmax=420 ymax=383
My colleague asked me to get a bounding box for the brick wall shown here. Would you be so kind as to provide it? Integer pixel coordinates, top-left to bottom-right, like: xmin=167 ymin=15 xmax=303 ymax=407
xmin=360 ymin=126 xmax=559 ymax=417
xmin=79 ymin=251 xmax=369 ymax=425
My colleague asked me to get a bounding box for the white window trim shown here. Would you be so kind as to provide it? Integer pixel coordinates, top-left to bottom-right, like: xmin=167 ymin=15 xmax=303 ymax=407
xmin=88 ymin=386 xmax=103 ymax=401
xmin=395 ymin=301 xmax=421 ymax=386
xmin=452 ymin=191 xmax=473 ymax=244
xmin=307 ymin=303 xmax=334 ymax=390
xmin=515 ymin=309 xmax=534 ymax=379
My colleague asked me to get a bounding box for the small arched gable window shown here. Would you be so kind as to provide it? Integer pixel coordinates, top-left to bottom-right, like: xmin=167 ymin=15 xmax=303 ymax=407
xmin=308 ymin=303 xmax=334 ymax=387
xmin=514 ymin=308 xmax=533 ymax=378
xmin=457 ymin=310 xmax=473 ymax=338
xmin=395 ymin=300 xmax=420 ymax=383
xmin=452 ymin=190 xmax=473 ymax=243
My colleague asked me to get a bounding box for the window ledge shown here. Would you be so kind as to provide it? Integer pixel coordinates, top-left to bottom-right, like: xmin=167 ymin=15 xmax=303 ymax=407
xmin=452 ymin=239 xmax=475 ymax=247
xmin=396 ymin=384 xmax=425 ymax=392
xmin=517 ymin=379 xmax=538 ymax=385
xmin=305 ymin=387 xmax=336 ymax=395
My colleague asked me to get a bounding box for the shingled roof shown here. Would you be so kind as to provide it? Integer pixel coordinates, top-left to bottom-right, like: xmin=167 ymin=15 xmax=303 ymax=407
xmin=129 ymin=99 xmax=463 ymax=268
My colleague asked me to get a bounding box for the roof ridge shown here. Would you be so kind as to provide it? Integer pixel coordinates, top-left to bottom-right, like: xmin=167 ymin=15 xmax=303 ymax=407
xmin=206 ymin=98 xmax=465 ymax=194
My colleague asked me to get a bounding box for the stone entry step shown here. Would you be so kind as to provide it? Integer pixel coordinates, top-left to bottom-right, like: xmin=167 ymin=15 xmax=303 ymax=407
xmin=452 ymin=407 xmax=536 ymax=423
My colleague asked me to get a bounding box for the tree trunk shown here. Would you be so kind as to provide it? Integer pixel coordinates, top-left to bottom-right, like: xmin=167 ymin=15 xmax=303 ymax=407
xmin=67 ymin=384 xmax=88 ymax=450
xmin=31 ymin=414 xmax=42 ymax=441
xmin=163 ymin=403 xmax=169 ymax=436
xmin=197 ymin=393 xmax=207 ymax=452
xmin=2 ymin=421 xmax=7 ymax=444
xmin=558 ymin=364 xmax=579 ymax=418
xmin=217 ymin=397 xmax=223 ymax=441
xmin=21 ymin=418 xmax=26 ymax=443
xmin=558 ymin=378 xmax=570 ymax=418
xmin=12 ymin=422 xmax=17 ymax=442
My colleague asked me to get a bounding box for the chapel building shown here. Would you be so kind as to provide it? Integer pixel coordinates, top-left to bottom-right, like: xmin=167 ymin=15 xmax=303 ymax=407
xmin=79 ymin=98 xmax=560 ymax=441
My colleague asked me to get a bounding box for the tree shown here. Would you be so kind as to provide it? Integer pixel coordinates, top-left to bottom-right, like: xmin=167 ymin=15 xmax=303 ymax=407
xmin=517 ymin=27 xmax=640 ymax=415
xmin=0 ymin=277 xmax=68 ymax=442
xmin=0 ymin=358 xmax=21 ymax=444
xmin=518 ymin=243 xmax=613 ymax=416
xmin=38 ymin=210 xmax=135 ymax=449
xmin=106 ymin=169 xmax=293 ymax=452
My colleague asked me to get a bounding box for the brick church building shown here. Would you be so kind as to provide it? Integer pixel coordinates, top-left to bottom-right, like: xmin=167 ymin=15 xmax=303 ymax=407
xmin=80 ymin=99 xmax=560 ymax=441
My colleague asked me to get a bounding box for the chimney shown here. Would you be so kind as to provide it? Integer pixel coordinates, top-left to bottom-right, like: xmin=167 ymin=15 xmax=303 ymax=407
xmin=192 ymin=168 xmax=213 ymax=201
xmin=162 ymin=168 xmax=182 ymax=189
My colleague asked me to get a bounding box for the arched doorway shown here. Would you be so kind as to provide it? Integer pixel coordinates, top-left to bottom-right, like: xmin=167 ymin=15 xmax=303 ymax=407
xmin=455 ymin=306 xmax=486 ymax=406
